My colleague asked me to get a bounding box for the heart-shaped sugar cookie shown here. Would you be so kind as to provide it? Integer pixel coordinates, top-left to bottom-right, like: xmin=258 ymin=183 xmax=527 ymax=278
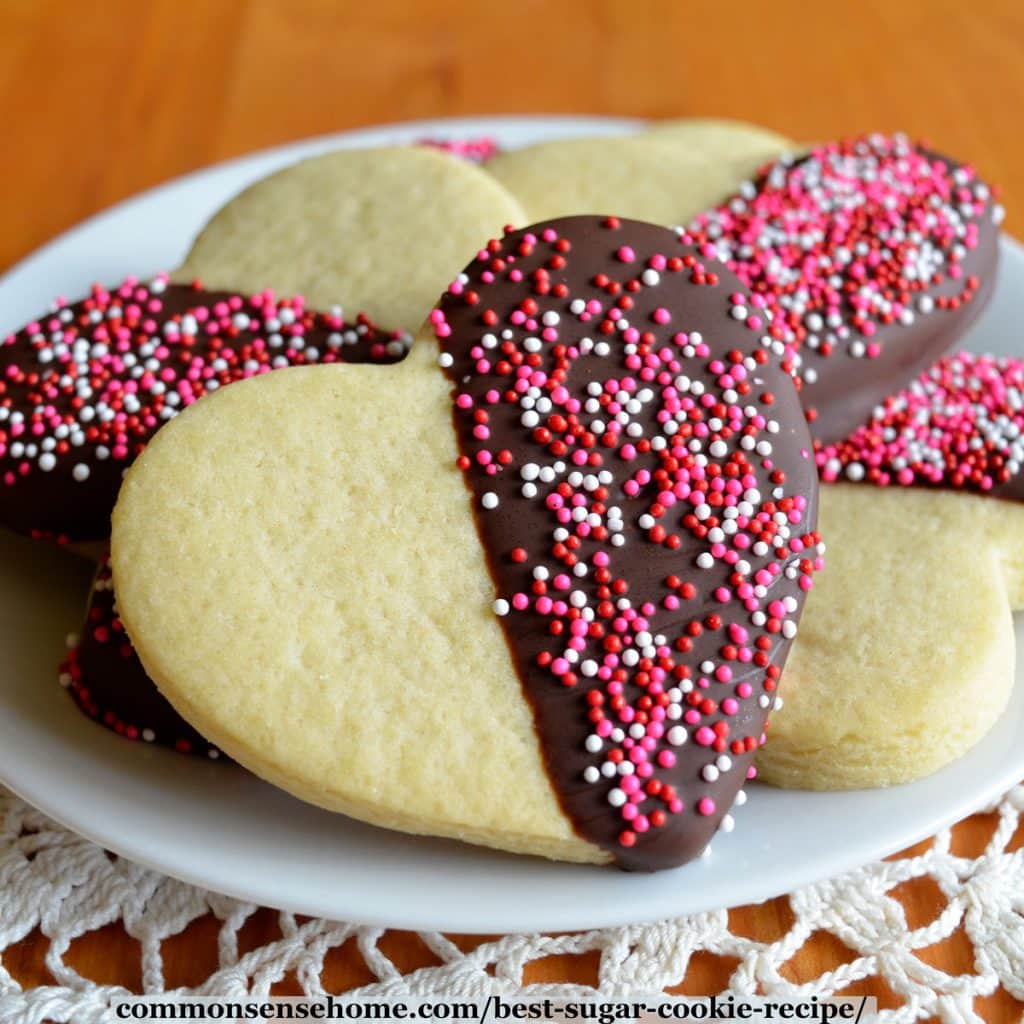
xmin=644 ymin=118 xmax=793 ymax=168
xmin=178 ymin=145 xmax=522 ymax=330
xmin=112 ymin=216 xmax=823 ymax=870
xmin=485 ymin=135 xmax=776 ymax=226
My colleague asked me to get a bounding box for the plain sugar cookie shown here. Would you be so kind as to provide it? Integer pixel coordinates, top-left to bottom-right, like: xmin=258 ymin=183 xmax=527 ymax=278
xmin=178 ymin=145 xmax=525 ymax=330
xmin=644 ymin=118 xmax=793 ymax=169
xmin=484 ymin=136 xmax=753 ymax=225
xmin=112 ymin=217 xmax=822 ymax=870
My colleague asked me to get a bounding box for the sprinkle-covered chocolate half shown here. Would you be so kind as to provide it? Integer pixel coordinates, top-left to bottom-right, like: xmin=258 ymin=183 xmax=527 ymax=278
xmin=682 ymin=133 xmax=1002 ymax=445
xmin=818 ymin=350 xmax=1024 ymax=500
xmin=62 ymin=556 xmax=225 ymax=758
xmin=433 ymin=216 xmax=824 ymax=870
xmin=0 ymin=275 xmax=410 ymax=542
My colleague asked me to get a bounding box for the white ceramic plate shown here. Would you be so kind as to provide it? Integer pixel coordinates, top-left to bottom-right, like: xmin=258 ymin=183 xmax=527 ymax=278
xmin=0 ymin=116 xmax=1021 ymax=935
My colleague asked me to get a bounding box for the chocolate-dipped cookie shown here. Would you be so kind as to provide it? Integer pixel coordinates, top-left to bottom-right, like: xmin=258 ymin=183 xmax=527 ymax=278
xmin=62 ymin=555 xmax=224 ymax=757
xmin=762 ymin=350 xmax=1024 ymax=790
xmin=817 ymin=351 xmax=1024 ymax=498
xmin=112 ymin=216 xmax=822 ymax=870
xmin=0 ymin=278 xmax=408 ymax=542
xmin=682 ymin=132 xmax=1002 ymax=444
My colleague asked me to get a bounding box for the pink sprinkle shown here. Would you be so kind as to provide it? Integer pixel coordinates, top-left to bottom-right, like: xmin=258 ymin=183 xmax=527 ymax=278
xmin=695 ymin=726 xmax=716 ymax=747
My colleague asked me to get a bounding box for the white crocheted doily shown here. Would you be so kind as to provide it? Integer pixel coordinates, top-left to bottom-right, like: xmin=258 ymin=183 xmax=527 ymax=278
xmin=1 ymin=784 xmax=1022 ymax=1024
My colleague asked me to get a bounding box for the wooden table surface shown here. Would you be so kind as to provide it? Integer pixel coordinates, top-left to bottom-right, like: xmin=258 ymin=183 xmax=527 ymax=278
xmin=2 ymin=1 xmax=1023 ymax=1020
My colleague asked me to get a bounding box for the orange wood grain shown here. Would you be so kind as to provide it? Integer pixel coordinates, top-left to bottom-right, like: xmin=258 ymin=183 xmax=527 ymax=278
xmin=2 ymin=1 xmax=1024 ymax=1019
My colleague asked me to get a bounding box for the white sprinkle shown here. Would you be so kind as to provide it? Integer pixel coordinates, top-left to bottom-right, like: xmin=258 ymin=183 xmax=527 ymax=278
xmin=667 ymin=726 xmax=687 ymax=746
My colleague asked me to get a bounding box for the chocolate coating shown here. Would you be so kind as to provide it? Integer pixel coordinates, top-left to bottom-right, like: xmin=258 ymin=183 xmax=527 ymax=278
xmin=0 ymin=278 xmax=409 ymax=543
xmin=436 ymin=216 xmax=822 ymax=870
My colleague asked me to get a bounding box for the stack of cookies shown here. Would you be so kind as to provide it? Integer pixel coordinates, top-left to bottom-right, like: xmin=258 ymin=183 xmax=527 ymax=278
xmin=4 ymin=121 xmax=1014 ymax=871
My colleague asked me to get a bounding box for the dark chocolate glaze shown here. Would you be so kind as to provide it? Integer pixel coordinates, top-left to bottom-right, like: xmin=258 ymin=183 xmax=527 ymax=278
xmin=64 ymin=556 xmax=227 ymax=757
xmin=436 ymin=217 xmax=822 ymax=870
xmin=0 ymin=279 xmax=409 ymax=543
xmin=683 ymin=137 xmax=1002 ymax=447
xmin=991 ymin=478 xmax=1024 ymax=501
